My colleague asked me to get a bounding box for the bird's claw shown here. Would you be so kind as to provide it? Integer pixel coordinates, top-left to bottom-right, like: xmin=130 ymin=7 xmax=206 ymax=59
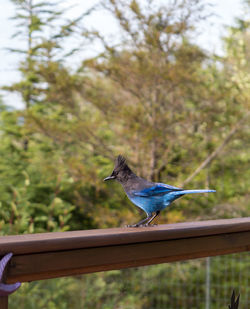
xmin=0 ymin=253 xmax=21 ymax=296
xmin=125 ymin=224 xmax=139 ymax=228
xmin=126 ymin=223 xmax=158 ymax=228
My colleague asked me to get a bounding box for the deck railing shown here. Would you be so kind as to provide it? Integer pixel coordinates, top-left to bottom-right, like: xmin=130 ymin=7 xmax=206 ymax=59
xmin=1 ymin=217 xmax=250 ymax=308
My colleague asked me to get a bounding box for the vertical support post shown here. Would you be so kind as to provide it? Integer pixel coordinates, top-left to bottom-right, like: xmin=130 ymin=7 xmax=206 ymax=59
xmin=0 ymin=296 xmax=8 ymax=309
xmin=205 ymin=256 xmax=211 ymax=309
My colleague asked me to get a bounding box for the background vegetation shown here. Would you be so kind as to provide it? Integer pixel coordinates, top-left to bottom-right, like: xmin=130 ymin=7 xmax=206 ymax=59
xmin=0 ymin=0 xmax=249 ymax=308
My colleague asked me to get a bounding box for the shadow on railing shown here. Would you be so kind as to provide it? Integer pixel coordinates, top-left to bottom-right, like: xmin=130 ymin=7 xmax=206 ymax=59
xmin=0 ymin=217 xmax=249 ymax=308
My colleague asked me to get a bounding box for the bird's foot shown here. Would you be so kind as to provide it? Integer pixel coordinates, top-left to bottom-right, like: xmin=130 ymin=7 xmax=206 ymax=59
xmin=0 ymin=253 xmax=21 ymax=296
xmin=126 ymin=223 xmax=158 ymax=228
xmin=126 ymin=224 xmax=140 ymax=228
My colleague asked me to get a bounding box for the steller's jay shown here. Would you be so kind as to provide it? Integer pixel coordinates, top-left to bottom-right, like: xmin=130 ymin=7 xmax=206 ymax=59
xmin=104 ymin=155 xmax=216 ymax=227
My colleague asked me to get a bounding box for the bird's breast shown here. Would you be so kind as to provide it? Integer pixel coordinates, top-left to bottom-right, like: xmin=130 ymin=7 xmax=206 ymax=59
xmin=127 ymin=193 xmax=170 ymax=215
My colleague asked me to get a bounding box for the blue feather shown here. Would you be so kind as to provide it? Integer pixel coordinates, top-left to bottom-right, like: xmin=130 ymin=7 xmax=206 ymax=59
xmin=171 ymin=189 xmax=216 ymax=196
xmin=133 ymin=183 xmax=181 ymax=197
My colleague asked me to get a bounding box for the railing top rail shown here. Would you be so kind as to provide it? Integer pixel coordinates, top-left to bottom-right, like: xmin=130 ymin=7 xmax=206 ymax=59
xmin=1 ymin=217 xmax=250 ymax=284
xmin=1 ymin=217 xmax=250 ymax=256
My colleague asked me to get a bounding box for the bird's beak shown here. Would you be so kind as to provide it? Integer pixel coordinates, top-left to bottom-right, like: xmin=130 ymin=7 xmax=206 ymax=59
xmin=103 ymin=175 xmax=116 ymax=181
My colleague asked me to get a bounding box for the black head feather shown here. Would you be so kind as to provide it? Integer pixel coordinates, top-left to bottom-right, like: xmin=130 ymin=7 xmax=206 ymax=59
xmin=114 ymin=155 xmax=127 ymax=171
xmin=104 ymin=155 xmax=134 ymax=183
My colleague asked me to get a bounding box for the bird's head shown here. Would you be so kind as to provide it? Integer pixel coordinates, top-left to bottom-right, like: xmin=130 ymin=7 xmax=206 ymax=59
xmin=104 ymin=155 xmax=133 ymax=183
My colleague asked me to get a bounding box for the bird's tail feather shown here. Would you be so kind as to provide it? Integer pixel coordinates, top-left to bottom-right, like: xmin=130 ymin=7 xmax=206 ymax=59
xmin=174 ymin=189 xmax=216 ymax=195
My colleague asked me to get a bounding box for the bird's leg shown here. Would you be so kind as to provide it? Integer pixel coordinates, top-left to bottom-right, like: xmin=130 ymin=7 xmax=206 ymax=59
xmin=127 ymin=214 xmax=154 ymax=228
xmin=145 ymin=210 xmax=160 ymax=226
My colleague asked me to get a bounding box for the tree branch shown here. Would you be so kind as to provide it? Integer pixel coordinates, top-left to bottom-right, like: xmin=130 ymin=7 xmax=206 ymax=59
xmin=181 ymin=112 xmax=249 ymax=187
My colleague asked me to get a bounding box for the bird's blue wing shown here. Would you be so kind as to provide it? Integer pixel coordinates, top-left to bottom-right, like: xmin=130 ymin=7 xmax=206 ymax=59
xmin=133 ymin=183 xmax=182 ymax=197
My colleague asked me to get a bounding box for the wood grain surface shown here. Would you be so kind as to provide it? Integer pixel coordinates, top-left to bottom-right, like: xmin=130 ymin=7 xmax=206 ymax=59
xmin=1 ymin=217 xmax=250 ymax=283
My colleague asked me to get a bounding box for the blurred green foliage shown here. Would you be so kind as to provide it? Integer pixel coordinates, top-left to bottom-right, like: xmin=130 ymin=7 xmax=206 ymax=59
xmin=0 ymin=0 xmax=249 ymax=308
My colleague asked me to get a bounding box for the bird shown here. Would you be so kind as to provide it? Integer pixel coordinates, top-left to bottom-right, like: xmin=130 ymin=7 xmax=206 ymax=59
xmin=104 ymin=155 xmax=216 ymax=227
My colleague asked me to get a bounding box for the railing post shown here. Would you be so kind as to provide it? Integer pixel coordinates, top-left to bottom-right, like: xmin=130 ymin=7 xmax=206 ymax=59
xmin=0 ymin=296 xmax=8 ymax=309
xmin=205 ymin=257 xmax=211 ymax=309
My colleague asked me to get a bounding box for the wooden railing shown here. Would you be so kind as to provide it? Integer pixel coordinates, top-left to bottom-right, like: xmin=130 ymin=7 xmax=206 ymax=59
xmin=1 ymin=217 xmax=250 ymax=308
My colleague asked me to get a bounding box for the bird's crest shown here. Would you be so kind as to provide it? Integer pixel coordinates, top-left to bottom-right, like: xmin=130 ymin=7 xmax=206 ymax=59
xmin=114 ymin=155 xmax=127 ymax=170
